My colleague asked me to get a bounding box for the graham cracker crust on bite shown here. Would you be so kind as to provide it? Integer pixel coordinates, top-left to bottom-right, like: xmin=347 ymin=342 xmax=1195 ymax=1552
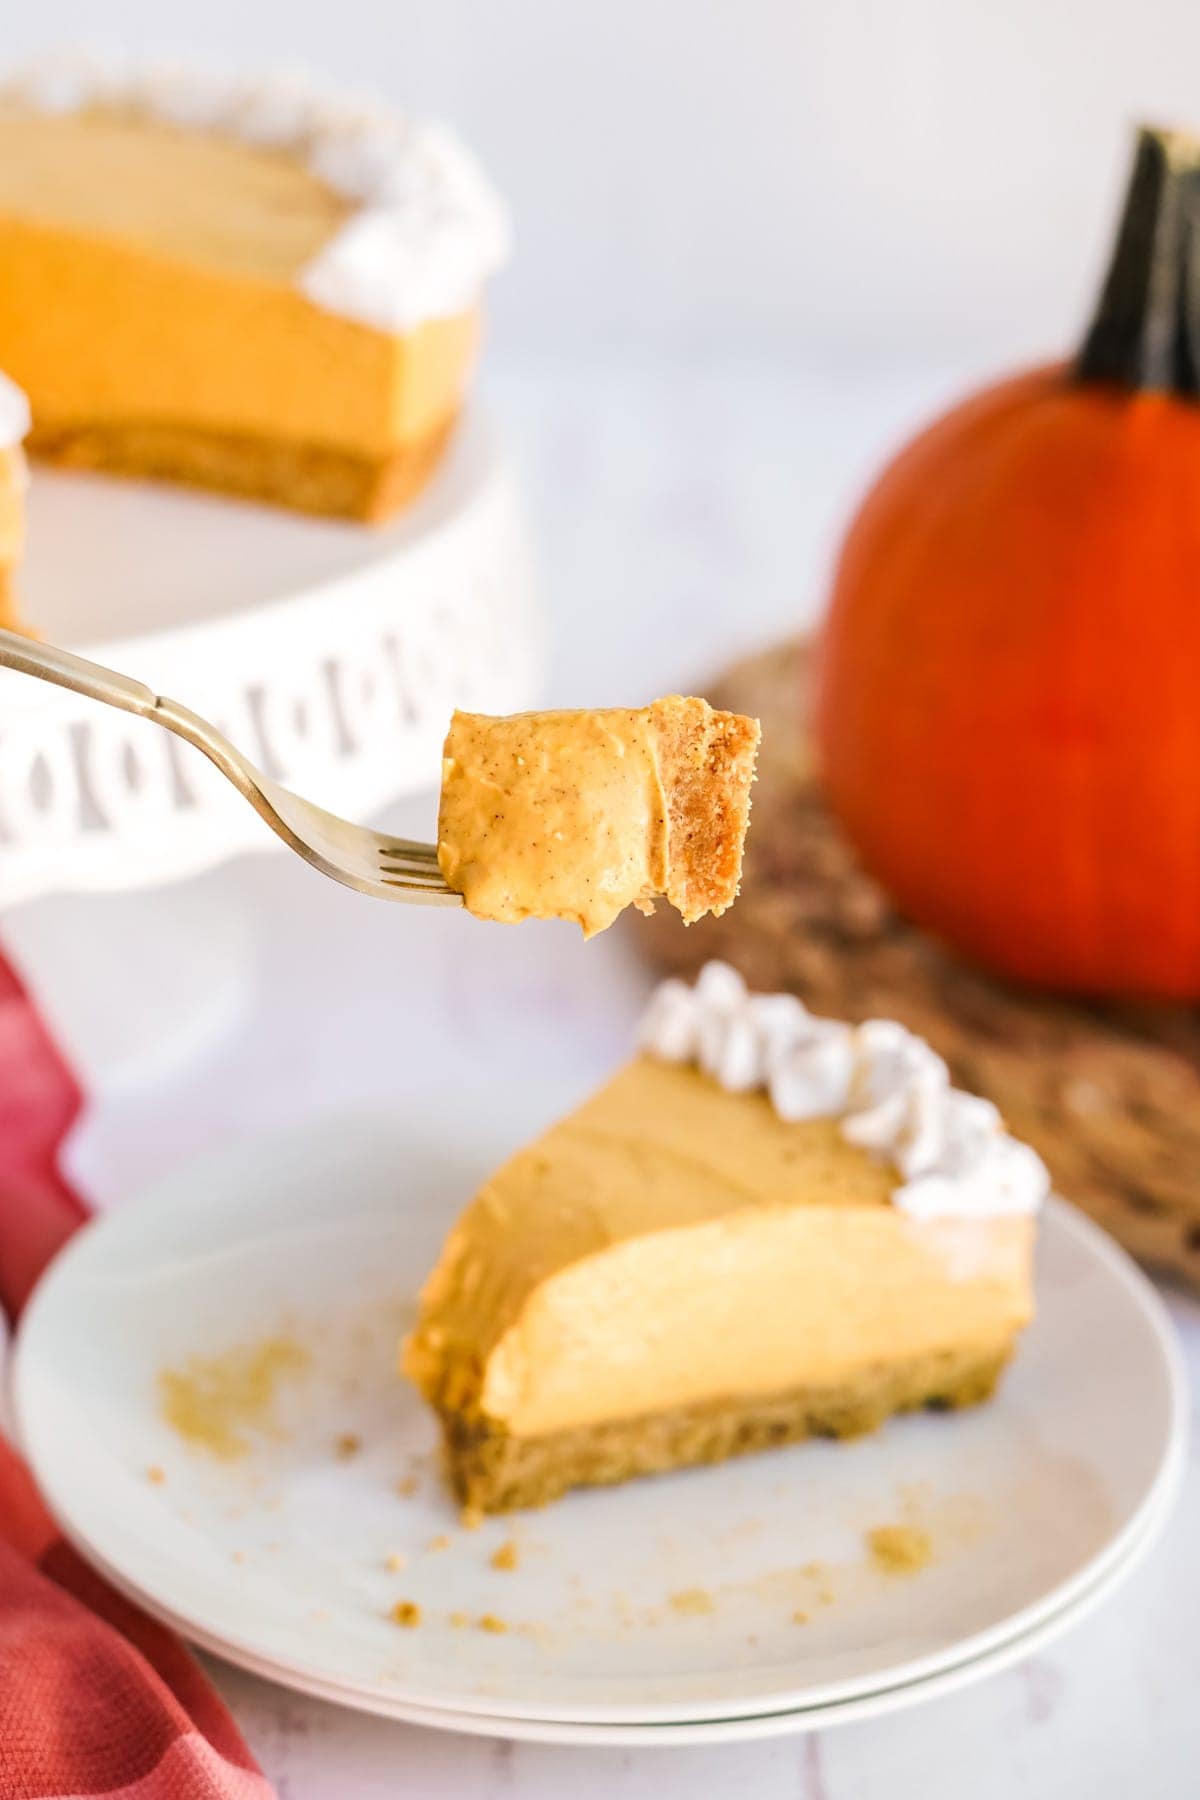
xmin=651 ymin=695 xmax=760 ymax=923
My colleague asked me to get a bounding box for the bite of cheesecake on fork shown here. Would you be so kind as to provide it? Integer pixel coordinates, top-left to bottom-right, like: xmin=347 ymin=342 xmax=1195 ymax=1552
xmin=437 ymin=697 xmax=761 ymax=936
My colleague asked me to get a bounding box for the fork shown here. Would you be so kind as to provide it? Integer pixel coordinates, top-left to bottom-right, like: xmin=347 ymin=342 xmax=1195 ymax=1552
xmin=0 ymin=628 xmax=462 ymax=905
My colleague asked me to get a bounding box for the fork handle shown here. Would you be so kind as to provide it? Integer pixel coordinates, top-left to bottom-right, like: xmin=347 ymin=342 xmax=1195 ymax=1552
xmin=0 ymin=627 xmax=262 ymax=803
xmin=0 ymin=626 xmax=161 ymax=718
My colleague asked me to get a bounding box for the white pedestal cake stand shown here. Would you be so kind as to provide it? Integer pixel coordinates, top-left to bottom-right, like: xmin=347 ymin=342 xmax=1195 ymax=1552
xmin=0 ymin=416 xmax=540 ymax=1087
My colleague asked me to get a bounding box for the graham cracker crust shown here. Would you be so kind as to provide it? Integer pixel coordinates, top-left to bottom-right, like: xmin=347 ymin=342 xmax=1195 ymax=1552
xmin=27 ymin=413 xmax=458 ymax=522
xmin=654 ymin=697 xmax=760 ymax=923
xmin=438 ymin=1340 xmax=1014 ymax=1514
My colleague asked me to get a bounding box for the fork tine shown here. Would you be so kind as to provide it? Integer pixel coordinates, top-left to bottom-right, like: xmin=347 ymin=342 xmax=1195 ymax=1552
xmin=377 ymin=853 xmax=444 ymax=874
xmin=379 ymin=862 xmax=444 ymax=879
xmin=377 ymin=853 xmax=445 ymax=873
xmin=377 ymin=838 xmax=441 ymax=861
xmin=379 ymin=873 xmax=455 ymax=892
xmin=375 ymin=854 xmax=448 ymax=880
xmin=378 ymin=856 xmax=445 ymax=879
xmin=375 ymin=850 xmax=448 ymax=880
xmin=378 ymin=851 xmax=441 ymax=871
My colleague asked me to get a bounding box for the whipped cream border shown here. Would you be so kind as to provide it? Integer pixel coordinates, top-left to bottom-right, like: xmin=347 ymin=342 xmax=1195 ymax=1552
xmin=638 ymin=962 xmax=1049 ymax=1220
xmin=0 ymin=370 xmax=30 ymax=449
xmin=0 ymin=53 xmax=510 ymax=333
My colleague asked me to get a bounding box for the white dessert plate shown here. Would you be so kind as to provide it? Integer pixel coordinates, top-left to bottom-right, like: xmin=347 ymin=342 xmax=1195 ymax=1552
xmin=14 ymin=1107 xmax=1185 ymax=1729
xmin=197 ymin=1465 xmax=1182 ymax=1744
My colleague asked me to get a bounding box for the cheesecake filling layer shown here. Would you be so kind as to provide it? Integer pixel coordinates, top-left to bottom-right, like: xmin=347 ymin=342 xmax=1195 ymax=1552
xmin=438 ymin=705 xmax=671 ymax=936
xmin=0 ymin=110 xmax=480 ymax=460
xmin=474 ymin=1208 xmax=1031 ymax=1440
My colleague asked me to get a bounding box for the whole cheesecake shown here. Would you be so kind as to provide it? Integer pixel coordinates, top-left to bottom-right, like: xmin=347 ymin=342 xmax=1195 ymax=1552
xmin=0 ymin=371 xmax=29 ymax=628
xmin=405 ymin=963 xmax=1047 ymax=1513
xmin=0 ymin=56 xmax=509 ymax=520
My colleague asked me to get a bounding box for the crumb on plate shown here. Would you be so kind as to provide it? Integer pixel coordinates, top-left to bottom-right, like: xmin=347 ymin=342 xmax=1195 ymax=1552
xmin=158 ymin=1335 xmax=308 ymax=1460
xmin=867 ymin=1524 xmax=933 ymax=1576
xmin=800 ymin=1559 xmax=836 ymax=1605
xmin=668 ymin=1587 xmax=715 ymax=1615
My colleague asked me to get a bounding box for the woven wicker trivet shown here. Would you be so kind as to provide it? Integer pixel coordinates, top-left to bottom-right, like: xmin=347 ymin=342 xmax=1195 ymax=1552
xmin=633 ymin=639 xmax=1200 ymax=1287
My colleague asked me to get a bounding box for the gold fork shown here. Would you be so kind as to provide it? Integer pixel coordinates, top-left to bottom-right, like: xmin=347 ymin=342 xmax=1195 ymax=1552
xmin=0 ymin=628 xmax=461 ymax=905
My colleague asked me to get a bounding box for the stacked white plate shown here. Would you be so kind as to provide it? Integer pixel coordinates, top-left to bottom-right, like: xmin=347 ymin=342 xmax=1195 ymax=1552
xmin=13 ymin=1106 xmax=1185 ymax=1746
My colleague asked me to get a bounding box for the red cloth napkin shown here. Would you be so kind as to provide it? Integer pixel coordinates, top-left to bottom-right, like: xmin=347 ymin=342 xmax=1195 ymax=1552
xmin=0 ymin=952 xmax=273 ymax=1800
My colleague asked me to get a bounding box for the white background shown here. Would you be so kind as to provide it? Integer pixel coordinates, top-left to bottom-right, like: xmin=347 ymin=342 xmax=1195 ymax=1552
xmin=4 ymin=0 xmax=1193 ymax=365
xmin=6 ymin=5 xmax=1200 ymax=1797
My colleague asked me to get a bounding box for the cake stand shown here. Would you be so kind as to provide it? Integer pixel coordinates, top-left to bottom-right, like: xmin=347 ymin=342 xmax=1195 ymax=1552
xmin=0 ymin=416 xmax=541 ymax=1087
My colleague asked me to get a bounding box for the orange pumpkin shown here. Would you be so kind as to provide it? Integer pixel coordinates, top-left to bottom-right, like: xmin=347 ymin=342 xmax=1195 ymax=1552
xmin=817 ymin=126 xmax=1200 ymax=998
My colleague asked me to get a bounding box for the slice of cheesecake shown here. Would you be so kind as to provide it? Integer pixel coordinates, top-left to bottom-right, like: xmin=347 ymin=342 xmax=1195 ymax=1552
xmin=437 ymin=697 xmax=761 ymax=936
xmin=0 ymin=371 xmax=29 ymax=628
xmin=0 ymin=57 xmax=508 ymax=520
xmin=404 ymin=963 xmax=1046 ymax=1513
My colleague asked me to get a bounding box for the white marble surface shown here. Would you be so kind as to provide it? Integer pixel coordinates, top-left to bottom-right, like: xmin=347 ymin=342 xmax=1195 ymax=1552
xmin=35 ymin=360 xmax=1200 ymax=1797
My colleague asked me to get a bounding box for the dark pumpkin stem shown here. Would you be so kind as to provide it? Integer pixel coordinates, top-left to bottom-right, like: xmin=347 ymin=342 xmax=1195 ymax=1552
xmin=1076 ymin=125 xmax=1200 ymax=396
